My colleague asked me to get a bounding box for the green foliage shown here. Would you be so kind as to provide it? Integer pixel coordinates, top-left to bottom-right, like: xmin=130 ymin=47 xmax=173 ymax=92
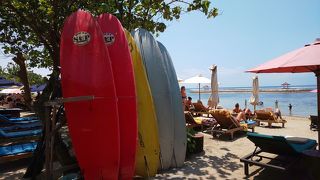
xmin=0 ymin=0 xmax=218 ymax=72
xmin=0 ymin=63 xmax=45 ymax=85
xmin=186 ymin=127 xmax=197 ymax=155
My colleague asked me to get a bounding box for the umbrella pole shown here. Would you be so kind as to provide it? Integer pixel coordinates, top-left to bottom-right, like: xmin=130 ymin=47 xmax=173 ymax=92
xmin=198 ymin=83 xmax=201 ymax=101
xmin=316 ymin=72 xmax=320 ymax=149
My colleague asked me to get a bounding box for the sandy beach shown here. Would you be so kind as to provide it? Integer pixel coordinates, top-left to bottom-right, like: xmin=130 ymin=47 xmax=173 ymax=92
xmin=154 ymin=115 xmax=317 ymax=180
xmin=0 ymin=115 xmax=317 ymax=180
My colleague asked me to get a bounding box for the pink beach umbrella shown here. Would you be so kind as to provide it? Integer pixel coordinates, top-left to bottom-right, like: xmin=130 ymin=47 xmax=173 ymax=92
xmin=311 ymin=89 xmax=318 ymax=93
xmin=247 ymin=38 xmax=320 ymax=147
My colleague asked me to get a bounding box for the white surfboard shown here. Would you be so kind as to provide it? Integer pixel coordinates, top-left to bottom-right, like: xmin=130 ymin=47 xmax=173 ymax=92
xmin=158 ymin=41 xmax=186 ymax=167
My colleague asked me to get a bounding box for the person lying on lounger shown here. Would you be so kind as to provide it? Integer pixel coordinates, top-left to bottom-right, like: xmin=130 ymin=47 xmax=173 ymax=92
xmin=185 ymin=97 xmax=195 ymax=111
xmin=233 ymin=103 xmax=242 ymax=113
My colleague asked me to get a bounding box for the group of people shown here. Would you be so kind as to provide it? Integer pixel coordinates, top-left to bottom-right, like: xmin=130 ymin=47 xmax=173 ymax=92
xmin=181 ymin=86 xmax=284 ymax=122
xmin=232 ymin=103 xmax=253 ymax=122
xmin=232 ymin=102 xmax=283 ymax=122
xmin=0 ymin=93 xmax=25 ymax=109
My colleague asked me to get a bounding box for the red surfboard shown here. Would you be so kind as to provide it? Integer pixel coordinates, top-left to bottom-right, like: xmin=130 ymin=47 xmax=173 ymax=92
xmin=60 ymin=10 xmax=120 ymax=179
xmin=97 ymin=13 xmax=137 ymax=179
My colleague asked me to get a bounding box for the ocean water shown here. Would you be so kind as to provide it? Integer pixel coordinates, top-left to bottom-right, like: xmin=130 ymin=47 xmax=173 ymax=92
xmin=186 ymin=85 xmax=317 ymax=117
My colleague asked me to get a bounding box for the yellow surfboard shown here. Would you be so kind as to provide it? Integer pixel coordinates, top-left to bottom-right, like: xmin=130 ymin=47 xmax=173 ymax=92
xmin=124 ymin=30 xmax=160 ymax=177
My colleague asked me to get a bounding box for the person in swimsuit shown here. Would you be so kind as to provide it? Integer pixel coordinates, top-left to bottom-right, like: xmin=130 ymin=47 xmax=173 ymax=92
xmin=181 ymin=86 xmax=187 ymax=110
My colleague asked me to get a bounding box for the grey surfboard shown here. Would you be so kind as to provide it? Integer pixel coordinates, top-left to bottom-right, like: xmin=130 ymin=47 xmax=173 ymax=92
xmin=132 ymin=28 xmax=174 ymax=170
xmin=158 ymin=41 xmax=186 ymax=167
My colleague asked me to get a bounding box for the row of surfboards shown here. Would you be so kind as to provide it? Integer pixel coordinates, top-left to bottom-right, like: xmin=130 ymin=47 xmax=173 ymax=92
xmin=60 ymin=10 xmax=186 ymax=179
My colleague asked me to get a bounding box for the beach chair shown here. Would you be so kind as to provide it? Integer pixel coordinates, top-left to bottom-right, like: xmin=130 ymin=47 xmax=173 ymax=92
xmin=0 ymin=114 xmax=39 ymax=127
xmin=184 ymin=111 xmax=216 ymax=131
xmin=191 ymin=102 xmax=210 ymax=117
xmin=309 ymin=115 xmax=318 ymax=131
xmin=240 ymin=132 xmax=317 ymax=176
xmin=0 ymin=121 xmax=42 ymax=131
xmin=254 ymin=110 xmax=287 ymax=128
xmin=0 ymin=128 xmax=42 ymax=145
xmin=210 ymin=110 xmax=255 ymax=139
xmin=0 ymin=142 xmax=37 ymax=163
xmin=0 ymin=114 xmax=38 ymax=122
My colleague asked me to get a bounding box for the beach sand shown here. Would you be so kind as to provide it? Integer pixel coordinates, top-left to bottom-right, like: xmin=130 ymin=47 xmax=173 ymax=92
xmin=154 ymin=115 xmax=318 ymax=180
xmin=0 ymin=116 xmax=317 ymax=180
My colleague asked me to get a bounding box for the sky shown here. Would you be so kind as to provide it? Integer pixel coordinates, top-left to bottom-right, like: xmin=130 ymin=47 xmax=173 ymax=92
xmin=0 ymin=0 xmax=319 ymax=87
xmin=156 ymin=0 xmax=320 ymax=87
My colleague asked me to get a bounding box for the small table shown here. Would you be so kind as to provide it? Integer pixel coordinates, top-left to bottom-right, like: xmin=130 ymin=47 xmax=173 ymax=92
xmin=0 ymin=108 xmax=22 ymax=117
xmin=302 ymin=149 xmax=320 ymax=179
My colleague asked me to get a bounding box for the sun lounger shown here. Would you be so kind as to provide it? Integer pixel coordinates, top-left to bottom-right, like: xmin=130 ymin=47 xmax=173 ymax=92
xmin=0 ymin=142 xmax=37 ymax=163
xmin=184 ymin=111 xmax=216 ymax=130
xmin=0 ymin=114 xmax=38 ymax=122
xmin=191 ymin=102 xmax=210 ymax=117
xmin=0 ymin=108 xmax=22 ymax=118
xmin=0 ymin=129 xmax=42 ymax=138
xmin=210 ymin=110 xmax=256 ymax=139
xmin=0 ymin=114 xmax=39 ymax=127
xmin=240 ymin=132 xmax=317 ymax=176
xmin=254 ymin=110 xmax=286 ymax=128
xmin=184 ymin=111 xmax=216 ymax=131
xmin=0 ymin=129 xmax=41 ymax=145
xmin=0 ymin=121 xmax=42 ymax=131
xmin=309 ymin=115 xmax=318 ymax=131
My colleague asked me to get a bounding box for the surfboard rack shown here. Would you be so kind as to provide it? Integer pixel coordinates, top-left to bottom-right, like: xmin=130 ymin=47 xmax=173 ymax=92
xmin=44 ymin=95 xmax=98 ymax=106
xmin=43 ymin=95 xmax=96 ymax=180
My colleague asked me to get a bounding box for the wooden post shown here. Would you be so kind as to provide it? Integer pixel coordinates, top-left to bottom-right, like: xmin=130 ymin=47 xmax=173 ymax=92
xmin=45 ymin=106 xmax=52 ymax=180
xmin=198 ymin=83 xmax=201 ymax=101
xmin=43 ymin=95 xmax=96 ymax=178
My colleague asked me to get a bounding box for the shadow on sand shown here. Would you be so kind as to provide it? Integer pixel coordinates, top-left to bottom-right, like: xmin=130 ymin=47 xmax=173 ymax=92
xmin=155 ymin=148 xmax=243 ymax=179
xmin=0 ymin=158 xmax=30 ymax=180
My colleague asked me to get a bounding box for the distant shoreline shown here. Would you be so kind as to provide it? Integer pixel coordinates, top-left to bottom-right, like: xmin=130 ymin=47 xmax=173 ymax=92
xmin=189 ymin=88 xmax=313 ymax=94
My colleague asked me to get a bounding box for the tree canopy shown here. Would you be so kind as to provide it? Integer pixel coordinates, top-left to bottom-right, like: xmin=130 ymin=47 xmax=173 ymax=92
xmin=0 ymin=0 xmax=218 ymax=73
xmin=0 ymin=63 xmax=46 ymax=85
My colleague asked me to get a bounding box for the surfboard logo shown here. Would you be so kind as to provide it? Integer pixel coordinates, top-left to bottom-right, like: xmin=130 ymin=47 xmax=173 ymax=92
xmin=73 ymin=32 xmax=90 ymax=46
xmin=103 ymin=33 xmax=115 ymax=46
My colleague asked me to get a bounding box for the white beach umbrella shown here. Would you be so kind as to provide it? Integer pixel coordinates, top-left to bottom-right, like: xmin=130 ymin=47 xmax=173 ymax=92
xmin=208 ymin=65 xmax=219 ymax=108
xmin=183 ymin=74 xmax=210 ymax=101
xmin=249 ymin=76 xmax=259 ymax=111
xmin=0 ymin=88 xmax=22 ymax=94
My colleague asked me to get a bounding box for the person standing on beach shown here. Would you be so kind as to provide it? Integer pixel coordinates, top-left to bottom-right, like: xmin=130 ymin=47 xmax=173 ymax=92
xmin=181 ymin=86 xmax=187 ymax=109
xmin=289 ymin=103 xmax=293 ymax=112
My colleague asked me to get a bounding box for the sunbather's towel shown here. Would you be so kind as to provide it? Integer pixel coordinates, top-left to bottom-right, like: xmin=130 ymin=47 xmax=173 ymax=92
xmin=240 ymin=123 xmax=248 ymax=131
xmin=245 ymin=120 xmax=256 ymax=125
xmin=194 ymin=117 xmax=216 ymax=126
xmin=286 ymin=137 xmax=310 ymax=144
xmin=193 ymin=117 xmax=203 ymax=125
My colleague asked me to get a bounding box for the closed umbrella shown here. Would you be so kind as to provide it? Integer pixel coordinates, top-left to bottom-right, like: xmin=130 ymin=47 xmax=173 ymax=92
xmin=208 ymin=65 xmax=219 ymax=108
xmin=247 ymin=38 xmax=320 ymax=147
xmin=183 ymin=74 xmax=210 ymax=101
xmin=249 ymin=76 xmax=259 ymax=111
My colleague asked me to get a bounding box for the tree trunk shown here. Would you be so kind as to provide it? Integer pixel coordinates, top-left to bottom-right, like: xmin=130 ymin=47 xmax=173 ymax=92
xmin=12 ymin=52 xmax=32 ymax=110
